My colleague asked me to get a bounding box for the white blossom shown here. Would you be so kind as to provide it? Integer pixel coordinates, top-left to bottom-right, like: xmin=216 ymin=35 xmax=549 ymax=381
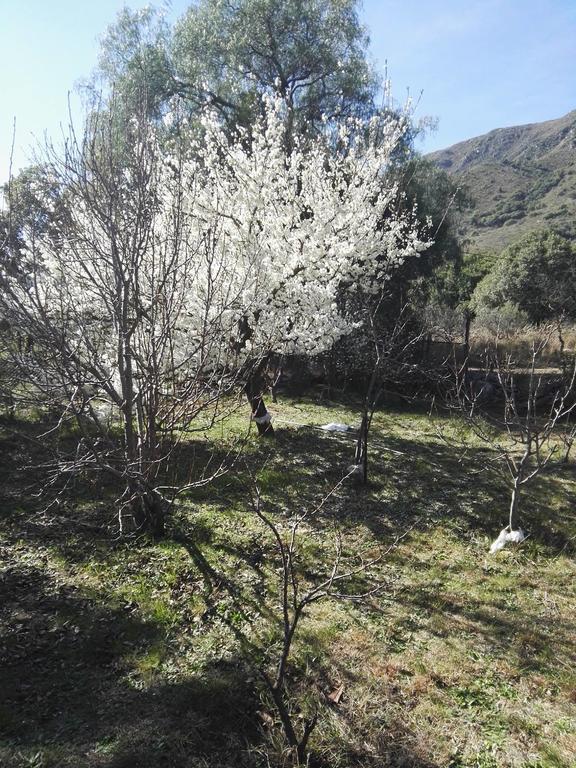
xmin=6 ymin=96 xmax=430 ymax=403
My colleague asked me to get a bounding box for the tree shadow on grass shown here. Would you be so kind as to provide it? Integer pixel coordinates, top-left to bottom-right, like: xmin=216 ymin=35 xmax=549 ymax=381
xmin=4 ymin=406 xmax=575 ymax=569
xmin=3 ymin=410 xmax=573 ymax=767
xmin=0 ymin=560 xmax=260 ymax=768
xmin=168 ymin=418 xmax=576 ymax=607
xmin=241 ymin=424 xmax=573 ymax=548
xmin=404 ymin=584 xmax=576 ymax=679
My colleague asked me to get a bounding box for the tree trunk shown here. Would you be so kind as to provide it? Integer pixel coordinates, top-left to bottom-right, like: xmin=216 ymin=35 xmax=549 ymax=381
xmin=269 ymin=685 xmax=300 ymax=754
xmin=246 ymin=375 xmax=274 ymax=437
xmin=352 ymin=356 xmax=380 ymax=485
xmin=463 ymin=311 xmax=472 ymax=374
xmin=508 ymin=477 xmax=521 ymax=531
xmin=266 ymin=682 xmax=316 ymax=765
xmin=127 ymin=481 xmax=166 ymax=538
xmin=354 ymin=413 xmax=369 ymax=484
xmin=424 ymin=332 xmax=432 ymax=364
xmin=557 ymin=319 xmax=567 ymax=378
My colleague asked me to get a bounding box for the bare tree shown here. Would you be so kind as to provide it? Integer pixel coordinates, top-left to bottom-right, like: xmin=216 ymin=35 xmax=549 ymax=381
xmin=0 ymin=102 xmax=249 ymax=535
xmin=347 ymin=298 xmax=424 ymax=484
xmin=246 ymin=471 xmax=410 ymax=764
xmin=444 ymin=325 xmax=576 ymax=549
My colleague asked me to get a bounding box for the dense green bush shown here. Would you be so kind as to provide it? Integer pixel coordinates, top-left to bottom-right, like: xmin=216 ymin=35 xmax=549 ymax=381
xmin=472 ymin=230 xmax=576 ymax=322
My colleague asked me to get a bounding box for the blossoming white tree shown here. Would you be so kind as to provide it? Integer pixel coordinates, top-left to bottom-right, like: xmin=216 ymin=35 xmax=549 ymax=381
xmin=0 ymin=96 xmax=428 ymax=533
xmin=186 ymin=98 xmax=429 ymax=431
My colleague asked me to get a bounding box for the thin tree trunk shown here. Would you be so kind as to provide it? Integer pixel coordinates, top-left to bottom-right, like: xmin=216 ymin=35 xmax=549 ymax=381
xmin=424 ymin=332 xmax=432 ymax=364
xmin=352 ymin=354 xmax=380 ymax=484
xmin=362 ymin=417 xmax=368 ymax=483
xmin=508 ymin=478 xmax=520 ymax=531
xmin=462 ymin=311 xmax=472 ymax=375
xmin=126 ymin=479 xmax=166 ymax=538
xmin=354 ymin=413 xmax=369 ymax=484
xmin=509 ymin=448 xmax=529 ymax=530
xmin=268 ymin=685 xmax=300 ymax=753
xmin=557 ymin=319 xmax=567 ymax=378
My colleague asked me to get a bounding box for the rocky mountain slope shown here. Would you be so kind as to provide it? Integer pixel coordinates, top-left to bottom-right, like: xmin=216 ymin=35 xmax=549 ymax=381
xmin=428 ymin=110 xmax=576 ymax=252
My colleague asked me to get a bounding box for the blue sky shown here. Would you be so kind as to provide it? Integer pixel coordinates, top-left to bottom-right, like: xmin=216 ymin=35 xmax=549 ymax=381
xmin=365 ymin=0 xmax=576 ymax=151
xmin=1 ymin=0 xmax=575 ymax=182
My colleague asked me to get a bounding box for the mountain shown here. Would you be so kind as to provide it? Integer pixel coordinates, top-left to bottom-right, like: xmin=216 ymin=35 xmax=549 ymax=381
xmin=427 ymin=110 xmax=576 ymax=253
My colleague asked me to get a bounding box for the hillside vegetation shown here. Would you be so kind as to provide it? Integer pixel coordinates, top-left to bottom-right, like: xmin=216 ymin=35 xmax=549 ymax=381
xmin=428 ymin=111 xmax=576 ymax=252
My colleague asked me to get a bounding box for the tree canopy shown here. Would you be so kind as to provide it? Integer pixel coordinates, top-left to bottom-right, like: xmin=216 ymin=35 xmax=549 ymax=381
xmin=94 ymin=7 xmax=174 ymax=119
xmin=472 ymin=230 xmax=576 ymax=322
xmin=94 ymin=0 xmax=378 ymax=137
xmin=173 ymin=0 xmax=377 ymax=129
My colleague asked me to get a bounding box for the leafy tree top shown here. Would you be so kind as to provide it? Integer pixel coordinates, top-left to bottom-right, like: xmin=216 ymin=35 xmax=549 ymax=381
xmin=472 ymin=230 xmax=576 ymax=322
xmin=94 ymin=0 xmax=379 ymax=137
xmin=173 ymin=0 xmax=378 ymax=129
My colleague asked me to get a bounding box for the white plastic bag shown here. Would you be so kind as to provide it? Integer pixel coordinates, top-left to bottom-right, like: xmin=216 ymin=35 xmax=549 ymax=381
xmin=321 ymin=422 xmax=351 ymax=432
xmin=489 ymin=527 xmax=526 ymax=554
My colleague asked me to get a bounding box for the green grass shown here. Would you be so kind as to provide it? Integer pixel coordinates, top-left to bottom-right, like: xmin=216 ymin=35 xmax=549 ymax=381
xmin=0 ymin=397 xmax=575 ymax=767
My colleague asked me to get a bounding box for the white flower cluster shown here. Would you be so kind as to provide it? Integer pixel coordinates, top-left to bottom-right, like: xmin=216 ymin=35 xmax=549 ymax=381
xmin=173 ymin=97 xmax=430 ymax=364
xmin=12 ymin=96 xmax=430 ymax=396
